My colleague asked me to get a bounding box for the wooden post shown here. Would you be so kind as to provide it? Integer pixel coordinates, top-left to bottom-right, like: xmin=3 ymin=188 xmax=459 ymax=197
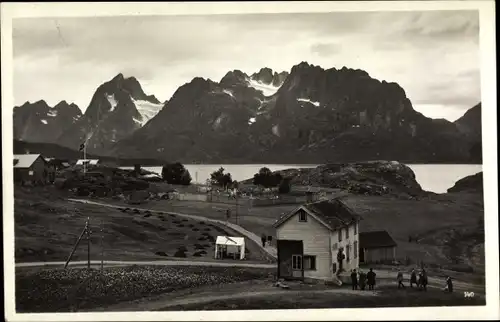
xmin=87 ymin=217 xmax=91 ymax=269
xmin=64 ymin=225 xmax=88 ymax=269
xmin=100 ymin=221 xmax=104 ymax=272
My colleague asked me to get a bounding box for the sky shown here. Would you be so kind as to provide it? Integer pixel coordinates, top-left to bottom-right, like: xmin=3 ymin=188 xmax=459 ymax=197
xmin=13 ymin=10 xmax=480 ymax=121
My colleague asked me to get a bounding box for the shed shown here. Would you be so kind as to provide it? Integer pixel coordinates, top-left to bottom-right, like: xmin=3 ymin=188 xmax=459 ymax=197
xmin=14 ymin=154 xmax=50 ymax=185
xmin=214 ymin=236 xmax=245 ymax=260
xmin=359 ymin=230 xmax=397 ymax=264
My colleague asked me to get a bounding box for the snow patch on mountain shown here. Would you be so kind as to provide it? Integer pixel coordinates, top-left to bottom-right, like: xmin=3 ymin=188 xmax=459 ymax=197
xmin=47 ymin=109 xmax=58 ymax=117
xmin=106 ymin=94 xmax=118 ymax=111
xmin=223 ymin=89 xmax=234 ymax=98
xmin=247 ymin=78 xmax=281 ymax=97
xmin=248 ymin=117 xmax=256 ymax=125
xmin=41 ymin=119 xmax=48 ymax=125
xmin=297 ymin=98 xmax=320 ymax=107
xmin=132 ymin=99 xmax=164 ymax=127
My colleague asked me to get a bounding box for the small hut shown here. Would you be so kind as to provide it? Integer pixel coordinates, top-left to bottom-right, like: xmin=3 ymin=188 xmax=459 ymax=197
xmin=214 ymin=236 xmax=245 ymax=260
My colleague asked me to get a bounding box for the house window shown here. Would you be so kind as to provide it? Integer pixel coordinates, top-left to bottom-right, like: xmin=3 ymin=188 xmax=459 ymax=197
xmin=346 ymin=244 xmax=351 ymax=262
xmin=292 ymin=255 xmax=302 ymax=270
xmin=304 ymin=255 xmax=316 ymax=270
xmin=338 ymin=229 xmax=342 ymax=242
xmin=354 ymin=241 xmax=358 ymax=259
xmin=346 ymin=226 xmax=349 ymax=239
xmin=298 ymin=210 xmax=307 ymax=222
xmin=354 ymin=223 xmax=357 ymax=235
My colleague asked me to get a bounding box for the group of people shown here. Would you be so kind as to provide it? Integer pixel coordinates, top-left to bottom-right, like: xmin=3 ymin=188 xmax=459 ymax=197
xmin=350 ymin=267 xmax=454 ymax=293
xmin=350 ymin=268 xmax=377 ymax=290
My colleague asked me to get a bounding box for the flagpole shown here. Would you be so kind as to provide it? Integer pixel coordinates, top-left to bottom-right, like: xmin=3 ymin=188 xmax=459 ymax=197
xmin=83 ymin=142 xmax=87 ymax=175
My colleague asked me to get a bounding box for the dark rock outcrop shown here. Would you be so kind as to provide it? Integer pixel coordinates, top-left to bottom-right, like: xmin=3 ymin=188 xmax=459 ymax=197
xmin=447 ymin=172 xmax=483 ymax=193
xmin=241 ymin=160 xmax=424 ymax=196
xmin=454 ymin=103 xmax=482 ymax=163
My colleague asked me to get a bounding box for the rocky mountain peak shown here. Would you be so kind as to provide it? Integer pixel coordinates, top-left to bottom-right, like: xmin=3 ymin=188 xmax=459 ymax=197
xmin=251 ymin=67 xmax=274 ymax=84
xmin=220 ymin=70 xmax=249 ymax=87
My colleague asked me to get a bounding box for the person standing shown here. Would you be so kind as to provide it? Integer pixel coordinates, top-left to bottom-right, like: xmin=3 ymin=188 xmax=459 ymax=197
xmin=445 ymin=276 xmax=453 ymax=293
xmin=421 ymin=269 xmax=428 ymax=291
xmin=359 ymin=270 xmax=367 ymax=290
xmin=397 ymin=270 xmax=405 ymax=289
xmin=410 ymin=269 xmax=417 ymax=288
xmin=351 ymin=269 xmax=358 ymax=290
xmin=367 ymin=268 xmax=376 ymax=290
xmin=261 ymin=233 xmax=267 ymax=248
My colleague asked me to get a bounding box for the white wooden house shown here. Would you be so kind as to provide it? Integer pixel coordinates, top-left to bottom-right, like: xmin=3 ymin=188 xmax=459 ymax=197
xmin=273 ymin=198 xmax=362 ymax=282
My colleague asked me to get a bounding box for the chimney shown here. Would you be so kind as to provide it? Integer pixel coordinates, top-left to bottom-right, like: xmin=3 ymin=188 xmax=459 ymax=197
xmin=25 ymin=149 xmax=30 ymax=155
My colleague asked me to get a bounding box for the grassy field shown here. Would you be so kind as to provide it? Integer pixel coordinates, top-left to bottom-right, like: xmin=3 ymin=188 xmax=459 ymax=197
xmin=124 ymin=191 xmax=485 ymax=275
xmin=13 ymin=181 xmax=485 ymax=276
xmin=14 ymin=186 xmax=271 ymax=263
xmin=15 ymin=265 xmax=275 ymax=312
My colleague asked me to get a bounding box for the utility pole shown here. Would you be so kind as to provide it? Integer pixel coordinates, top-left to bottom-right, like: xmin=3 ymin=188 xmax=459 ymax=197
xmin=235 ymin=190 xmax=239 ymax=225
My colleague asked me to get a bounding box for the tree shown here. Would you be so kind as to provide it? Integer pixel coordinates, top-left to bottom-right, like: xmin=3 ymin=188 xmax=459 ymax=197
xmin=210 ymin=167 xmax=233 ymax=190
xmin=278 ymin=177 xmax=292 ymax=194
xmin=253 ymin=167 xmax=282 ymax=188
xmin=162 ymin=162 xmax=192 ymax=185
xmin=179 ymin=170 xmax=192 ymax=186
xmin=133 ymin=164 xmax=141 ymax=177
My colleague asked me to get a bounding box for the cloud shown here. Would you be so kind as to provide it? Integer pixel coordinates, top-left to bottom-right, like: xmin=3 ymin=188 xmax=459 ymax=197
xmin=311 ymin=43 xmax=342 ymax=57
xmin=12 ymin=10 xmax=480 ymax=121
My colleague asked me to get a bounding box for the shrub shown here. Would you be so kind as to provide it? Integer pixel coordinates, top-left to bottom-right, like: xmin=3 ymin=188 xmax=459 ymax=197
xmin=173 ymin=249 xmax=187 ymax=258
xmin=278 ymin=178 xmax=292 ymax=194
xmin=253 ymin=167 xmax=283 ymax=188
xmin=161 ymin=162 xmax=192 ymax=185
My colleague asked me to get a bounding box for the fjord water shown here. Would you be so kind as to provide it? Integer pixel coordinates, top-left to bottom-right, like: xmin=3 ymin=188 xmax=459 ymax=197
xmin=125 ymin=164 xmax=482 ymax=194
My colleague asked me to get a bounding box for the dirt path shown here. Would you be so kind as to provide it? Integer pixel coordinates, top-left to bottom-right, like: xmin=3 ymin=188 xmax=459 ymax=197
xmin=15 ymin=259 xmax=276 ymax=269
xmin=68 ymin=198 xmax=278 ymax=258
xmin=92 ymin=281 xmax=380 ymax=312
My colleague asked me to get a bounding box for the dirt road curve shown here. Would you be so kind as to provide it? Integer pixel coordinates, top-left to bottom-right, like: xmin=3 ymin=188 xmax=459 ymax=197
xmin=67 ymin=198 xmax=278 ymax=258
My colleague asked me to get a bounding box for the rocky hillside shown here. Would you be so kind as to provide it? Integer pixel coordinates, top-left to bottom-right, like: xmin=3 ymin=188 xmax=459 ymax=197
xmin=240 ymin=160 xmax=424 ymax=197
xmin=447 ymin=172 xmax=483 ymax=193
xmin=454 ymin=103 xmax=482 ymax=163
xmin=13 ymin=100 xmax=82 ymax=143
xmin=111 ymin=67 xmax=289 ymax=161
xmin=56 ymin=74 xmax=164 ymax=154
xmin=111 ymin=62 xmax=480 ymax=164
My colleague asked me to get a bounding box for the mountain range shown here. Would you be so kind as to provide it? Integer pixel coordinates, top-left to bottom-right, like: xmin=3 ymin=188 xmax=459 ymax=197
xmin=13 ymin=62 xmax=482 ymax=164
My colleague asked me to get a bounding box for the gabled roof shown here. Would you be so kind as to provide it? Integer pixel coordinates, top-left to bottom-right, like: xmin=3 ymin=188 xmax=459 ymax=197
xmin=76 ymin=159 xmax=100 ymax=165
xmin=359 ymin=231 xmax=397 ymax=249
xmin=13 ymin=154 xmax=45 ymax=168
xmin=273 ymin=198 xmax=361 ymax=231
xmin=215 ymin=236 xmax=245 ymax=246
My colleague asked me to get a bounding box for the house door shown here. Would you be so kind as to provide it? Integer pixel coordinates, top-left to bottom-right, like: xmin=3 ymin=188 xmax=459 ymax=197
xmin=277 ymin=240 xmax=304 ymax=280
xmin=360 ymin=248 xmax=365 ymax=263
